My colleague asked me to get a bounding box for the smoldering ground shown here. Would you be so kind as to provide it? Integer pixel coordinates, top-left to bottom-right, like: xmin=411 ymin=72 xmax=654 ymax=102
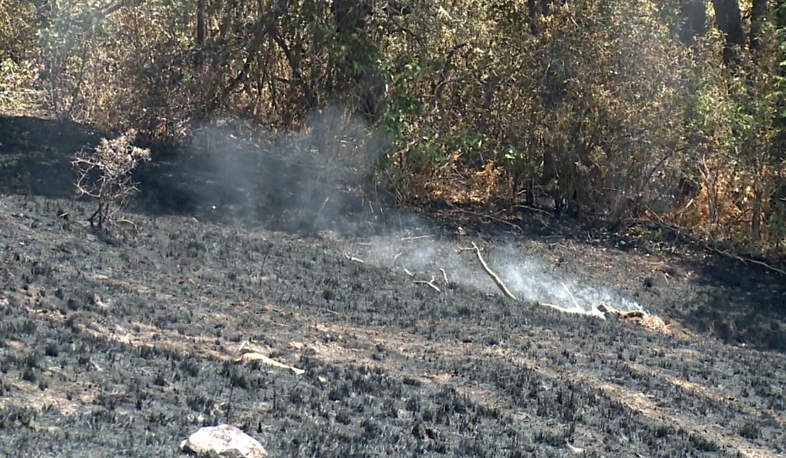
xmin=147 ymin=107 xmax=643 ymax=317
xmin=1 ymin=112 xmax=786 ymax=457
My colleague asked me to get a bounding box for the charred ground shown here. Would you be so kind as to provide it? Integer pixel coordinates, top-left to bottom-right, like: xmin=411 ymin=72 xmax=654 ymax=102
xmin=1 ymin=114 xmax=785 ymax=457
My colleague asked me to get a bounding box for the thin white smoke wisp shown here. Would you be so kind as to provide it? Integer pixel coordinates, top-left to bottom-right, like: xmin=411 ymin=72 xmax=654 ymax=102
xmin=357 ymin=234 xmax=645 ymax=318
xmin=499 ymin=258 xmax=641 ymax=318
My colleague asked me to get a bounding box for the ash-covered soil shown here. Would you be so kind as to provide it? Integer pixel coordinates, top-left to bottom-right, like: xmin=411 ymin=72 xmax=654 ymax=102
xmin=1 ymin=114 xmax=786 ymax=457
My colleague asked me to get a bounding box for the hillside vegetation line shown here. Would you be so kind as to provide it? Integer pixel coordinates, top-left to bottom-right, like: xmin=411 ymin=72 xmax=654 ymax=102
xmin=2 ymin=0 xmax=785 ymax=260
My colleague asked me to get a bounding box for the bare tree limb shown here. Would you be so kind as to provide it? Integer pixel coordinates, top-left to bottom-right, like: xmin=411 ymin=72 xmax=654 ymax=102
xmin=414 ymin=276 xmax=441 ymax=292
xmin=463 ymin=242 xmax=518 ymax=300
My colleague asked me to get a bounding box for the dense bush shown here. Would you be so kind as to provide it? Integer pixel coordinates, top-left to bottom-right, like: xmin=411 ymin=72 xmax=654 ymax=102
xmin=1 ymin=0 xmax=785 ymax=258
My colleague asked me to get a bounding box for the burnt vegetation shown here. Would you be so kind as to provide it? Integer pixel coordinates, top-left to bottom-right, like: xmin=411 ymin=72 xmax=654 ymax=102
xmin=0 ymin=192 xmax=784 ymax=456
xmin=2 ymin=0 xmax=786 ymax=457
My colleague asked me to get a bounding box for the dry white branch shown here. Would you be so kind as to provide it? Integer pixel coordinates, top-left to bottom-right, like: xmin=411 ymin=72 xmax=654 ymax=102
xmin=440 ymin=268 xmax=449 ymax=285
xmin=597 ymin=302 xmax=647 ymax=319
xmin=311 ymin=197 xmax=329 ymax=235
xmin=235 ymin=352 xmax=305 ymax=375
xmin=401 ymin=235 xmax=434 ymax=242
xmin=464 ymin=242 xmax=517 ymax=300
xmin=236 ymin=340 xmax=304 ymax=375
xmin=414 ymin=275 xmax=441 ymax=292
xmin=343 ymin=252 xmax=365 ymax=264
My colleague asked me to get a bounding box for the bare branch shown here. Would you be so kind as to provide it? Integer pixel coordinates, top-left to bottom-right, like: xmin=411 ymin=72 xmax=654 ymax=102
xmin=463 ymin=242 xmax=517 ymax=300
xmin=414 ymin=275 xmax=441 ymax=292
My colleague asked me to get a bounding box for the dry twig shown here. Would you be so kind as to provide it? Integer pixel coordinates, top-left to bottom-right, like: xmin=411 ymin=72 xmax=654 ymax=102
xmin=311 ymin=197 xmax=329 ymax=235
xmin=644 ymin=212 xmax=786 ymax=277
xmin=452 ymin=209 xmax=524 ymax=233
xmin=462 ymin=242 xmax=518 ymax=300
xmin=513 ymin=204 xmax=552 ymax=216
xmin=414 ymin=275 xmax=441 ymax=292
xmin=343 ymin=252 xmax=365 ymax=264
xmin=401 ymin=235 xmax=434 ymax=242
xmin=115 ymin=218 xmax=139 ymax=233
xmin=440 ymin=268 xmax=449 ymax=285
xmin=597 ymin=302 xmax=647 ymax=319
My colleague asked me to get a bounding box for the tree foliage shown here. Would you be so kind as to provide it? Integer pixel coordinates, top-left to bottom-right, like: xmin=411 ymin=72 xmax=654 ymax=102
xmin=2 ymin=0 xmax=786 ymax=257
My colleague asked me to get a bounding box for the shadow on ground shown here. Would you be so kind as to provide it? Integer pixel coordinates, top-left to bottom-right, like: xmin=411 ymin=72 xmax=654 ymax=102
xmin=0 ymin=115 xmax=102 ymax=198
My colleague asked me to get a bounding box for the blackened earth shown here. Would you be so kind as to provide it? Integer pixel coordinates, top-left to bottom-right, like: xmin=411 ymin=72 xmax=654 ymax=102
xmin=1 ymin=114 xmax=786 ymax=457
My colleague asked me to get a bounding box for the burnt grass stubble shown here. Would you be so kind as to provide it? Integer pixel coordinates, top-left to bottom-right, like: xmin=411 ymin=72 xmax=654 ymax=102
xmin=0 ymin=114 xmax=785 ymax=457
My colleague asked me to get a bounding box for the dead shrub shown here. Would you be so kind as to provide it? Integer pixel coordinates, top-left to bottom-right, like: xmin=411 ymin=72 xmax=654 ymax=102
xmin=72 ymin=129 xmax=151 ymax=230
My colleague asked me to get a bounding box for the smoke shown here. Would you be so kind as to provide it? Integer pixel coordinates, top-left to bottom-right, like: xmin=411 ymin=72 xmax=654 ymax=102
xmin=175 ymin=105 xmax=643 ymax=317
xmin=356 ymin=234 xmax=643 ymax=317
xmin=499 ymin=256 xmax=641 ymax=317
xmin=178 ymin=106 xmax=385 ymax=233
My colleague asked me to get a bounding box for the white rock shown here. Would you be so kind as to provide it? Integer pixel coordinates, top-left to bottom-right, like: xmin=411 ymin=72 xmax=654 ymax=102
xmin=180 ymin=424 xmax=267 ymax=458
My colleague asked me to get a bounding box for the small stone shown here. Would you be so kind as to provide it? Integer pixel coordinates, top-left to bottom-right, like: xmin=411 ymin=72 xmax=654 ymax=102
xmin=180 ymin=424 xmax=267 ymax=458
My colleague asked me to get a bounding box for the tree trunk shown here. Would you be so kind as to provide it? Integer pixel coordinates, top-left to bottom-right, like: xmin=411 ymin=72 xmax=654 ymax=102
xmin=711 ymin=0 xmax=744 ymax=64
xmin=679 ymin=0 xmax=706 ymax=46
xmin=779 ymin=0 xmax=786 ymax=29
xmin=330 ymin=0 xmax=380 ymax=122
xmin=528 ymin=0 xmax=538 ymax=34
xmin=196 ymin=0 xmax=205 ymax=45
xmin=749 ymin=0 xmax=766 ymax=51
xmin=194 ymin=0 xmax=206 ymax=66
xmin=331 ymin=0 xmax=371 ymax=37
xmin=541 ymin=0 xmax=550 ymax=17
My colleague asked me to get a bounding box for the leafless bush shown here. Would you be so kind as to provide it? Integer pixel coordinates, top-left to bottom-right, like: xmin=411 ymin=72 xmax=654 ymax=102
xmin=72 ymin=129 xmax=150 ymax=230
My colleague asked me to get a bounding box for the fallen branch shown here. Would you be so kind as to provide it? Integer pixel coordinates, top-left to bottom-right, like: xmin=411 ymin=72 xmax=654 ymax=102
xmin=236 ymin=352 xmax=305 ymax=375
xmin=454 ymin=209 xmax=524 ymax=233
xmin=597 ymin=302 xmax=647 ymax=319
xmin=401 ymin=235 xmax=434 ymax=242
xmin=463 ymin=242 xmax=518 ymax=300
xmin=440 ymin=268 xmax=449 ymax=285
xmin=343 ymin=252 xmax=365 ymax=264
xmin=720 ymin=250 xmax=786 ymax=276
xmin=513 ymin=204 xmax=552 ymax=217
xmin=643 ymin=212 xmax=786 ymax=277
xmin=414 ymin=275 xmax=441 ymax=292
xmin=235 ymin=341 xmax=305 ymax=375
